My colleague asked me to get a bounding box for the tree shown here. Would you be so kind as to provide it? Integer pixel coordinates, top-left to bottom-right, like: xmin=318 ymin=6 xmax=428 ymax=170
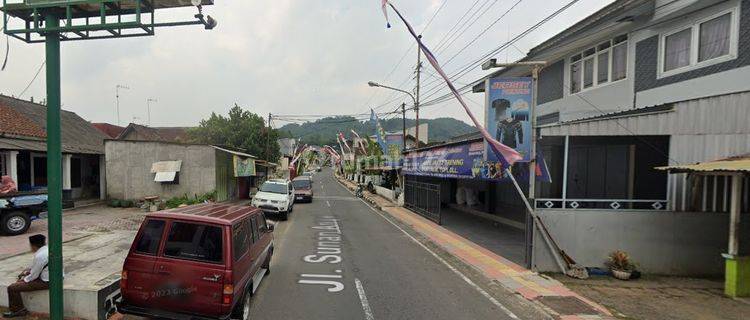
xmin=188 ymin=104 xmax=281 ymax=161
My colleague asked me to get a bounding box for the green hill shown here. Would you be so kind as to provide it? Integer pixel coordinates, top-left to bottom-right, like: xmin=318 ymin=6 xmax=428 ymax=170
xmin=277 ymin=116 xmax=476 ymax=147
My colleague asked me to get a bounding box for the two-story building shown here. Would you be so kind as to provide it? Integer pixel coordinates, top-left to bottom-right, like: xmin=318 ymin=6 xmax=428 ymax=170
xmin=470 ymin=0 xmax=750 ymax=281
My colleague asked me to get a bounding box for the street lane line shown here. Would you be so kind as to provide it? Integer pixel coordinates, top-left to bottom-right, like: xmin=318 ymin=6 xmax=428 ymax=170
xmin=326 ymin=200 xmax=331 ymax=207
xmin=357 ymin=198 xmax=521 ymax=320
xmin=355 ymin=278 xmax=375 ymax=320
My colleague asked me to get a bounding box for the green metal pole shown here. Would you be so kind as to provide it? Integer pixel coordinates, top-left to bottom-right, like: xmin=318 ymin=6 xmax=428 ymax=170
xmin=44 ymin=13 xmax=64 ymax=320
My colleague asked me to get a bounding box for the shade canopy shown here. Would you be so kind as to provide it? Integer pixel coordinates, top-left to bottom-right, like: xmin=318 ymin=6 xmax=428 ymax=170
xmin=656 ymin=155 xmax=750 ymax=174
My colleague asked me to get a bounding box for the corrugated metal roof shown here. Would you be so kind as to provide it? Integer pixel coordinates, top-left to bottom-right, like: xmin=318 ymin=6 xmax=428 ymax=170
xmin=0 ymin=137 xmax=103 ymax=154
xmin=656 ymin=155 xmax=750 ymax=173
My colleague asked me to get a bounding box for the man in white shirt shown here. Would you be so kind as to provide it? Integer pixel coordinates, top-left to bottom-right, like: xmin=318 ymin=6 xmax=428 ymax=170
xmin=3 ymin=234 xmax=50 ymax=318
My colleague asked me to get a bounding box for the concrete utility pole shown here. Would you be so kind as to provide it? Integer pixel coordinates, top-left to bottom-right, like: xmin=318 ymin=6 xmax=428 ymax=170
xmin=146 ymin=98 xmax=157 ymax=126
xmin=415 ymin=37 xmax=422 ymax=145
xmin=267 ymin=113 xmax=273 ymax=161
xmin=401 ymin=103 xmax=407 ymax=152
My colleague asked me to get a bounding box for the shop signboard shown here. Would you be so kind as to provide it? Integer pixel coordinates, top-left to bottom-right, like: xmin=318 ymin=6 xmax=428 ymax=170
xmin=233 ymin=156 xmax=256 ymax=177
xmin=403 ymin=140 xmax=510 ymax=180
xmin=485 ymin=77 xmax=533 ymax=163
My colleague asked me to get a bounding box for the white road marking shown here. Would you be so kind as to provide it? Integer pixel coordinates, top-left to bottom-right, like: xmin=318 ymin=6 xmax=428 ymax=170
xmin=356 ymin=197 xmax=521 ymax=320
xmin=301 ymin=274 xmax=342 ymax=278
xmin=355 ymin=278 xmax=375 ymax=320
xmin=326 ymin=200 xmax=331 ymax=207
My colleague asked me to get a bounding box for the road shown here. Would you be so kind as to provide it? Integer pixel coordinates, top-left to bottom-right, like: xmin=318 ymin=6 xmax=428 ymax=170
xmin=248 ymin=168 xmax=522 ymax=320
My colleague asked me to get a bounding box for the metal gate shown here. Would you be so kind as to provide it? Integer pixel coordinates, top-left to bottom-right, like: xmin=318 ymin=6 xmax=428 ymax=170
xmin=404 ymin=180 xmax=442 ymax=224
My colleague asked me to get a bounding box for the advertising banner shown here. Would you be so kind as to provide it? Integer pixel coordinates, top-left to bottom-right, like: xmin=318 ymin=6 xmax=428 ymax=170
xmin=485 ymin=77 xmax=533 ymax=163
xmin=233 ymin=156 xmax=256 ymax=177
xmin=403 ymin=141 xmax=509 ymax=180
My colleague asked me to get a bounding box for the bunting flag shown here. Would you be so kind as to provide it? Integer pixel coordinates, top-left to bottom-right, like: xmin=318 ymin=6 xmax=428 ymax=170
xmin=370 ymin=109 xmax=388 ymax=152
xmin=380 ymin=1 xmax=523 ymax=168
xmin=535 ymin=147 xmax=552 ymax=183
xmin=338 ymin=132 xmax=352 ymax=153
xmin=350 ymin=130 xmax=368 ymax=153
xmin=381 ymin=0 xmax=391 ymax=28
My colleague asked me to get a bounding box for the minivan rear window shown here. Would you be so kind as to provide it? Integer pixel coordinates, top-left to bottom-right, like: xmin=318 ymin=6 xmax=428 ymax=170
xmin=135 ymin=219 xmax=166 ymax=255
xmin=164 ymin=222 xmax=223 ymax=263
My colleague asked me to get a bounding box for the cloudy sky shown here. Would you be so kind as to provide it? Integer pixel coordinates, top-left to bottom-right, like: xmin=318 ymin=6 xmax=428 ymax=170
xmin=0 ymin=0 xmax=614 ymax=128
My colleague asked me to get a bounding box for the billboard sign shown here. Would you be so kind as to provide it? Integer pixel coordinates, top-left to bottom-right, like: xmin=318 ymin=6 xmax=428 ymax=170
xmin=485 ymin=77 xmax=533 ymax=163
xmin=383 ymin=133 xmax=403 ymax=168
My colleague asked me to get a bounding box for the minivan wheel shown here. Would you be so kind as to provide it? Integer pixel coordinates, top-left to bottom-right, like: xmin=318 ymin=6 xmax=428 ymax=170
xmin=231 ymin=290 xmax=252 ymax=320
xmin=280 ymin=212 xmax=288 ymax=221
xmin=1 ymin=211 xmax=31 ymax=236
xmin=262 ymin=250 xmax=272 ymax=274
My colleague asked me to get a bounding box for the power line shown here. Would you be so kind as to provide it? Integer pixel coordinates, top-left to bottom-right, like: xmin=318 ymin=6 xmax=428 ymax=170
xmin=18 ymin=61 xmax=45 ymax=98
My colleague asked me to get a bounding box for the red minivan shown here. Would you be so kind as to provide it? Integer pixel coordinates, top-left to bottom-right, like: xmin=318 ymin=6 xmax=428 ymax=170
xmin=117 ymin=204 xmax=274 ymax=320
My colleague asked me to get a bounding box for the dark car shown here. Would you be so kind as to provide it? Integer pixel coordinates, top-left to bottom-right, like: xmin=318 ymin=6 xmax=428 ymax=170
xmin=117 ymin=204 xmax=274 ymax=320
xmin=292 ymin=177 xmax=313 ymax=203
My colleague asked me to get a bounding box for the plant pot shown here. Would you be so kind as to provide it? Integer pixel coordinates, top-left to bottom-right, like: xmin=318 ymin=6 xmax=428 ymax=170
xmin=612 ymin=269 xmax=632 ymax=280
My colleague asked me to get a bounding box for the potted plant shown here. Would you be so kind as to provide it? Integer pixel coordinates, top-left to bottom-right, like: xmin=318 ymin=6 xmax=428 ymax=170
xmin=606 ymin=250 xmax=637 ymax=280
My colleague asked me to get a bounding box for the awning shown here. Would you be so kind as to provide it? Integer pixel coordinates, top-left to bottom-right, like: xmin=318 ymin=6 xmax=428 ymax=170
xmin=656 ymin=155 xmax=750 ymax=174
xmin=212 ymin=146 xmax=256 ymax=158
xmin=151 ymin=160 xmax=182 ymax=182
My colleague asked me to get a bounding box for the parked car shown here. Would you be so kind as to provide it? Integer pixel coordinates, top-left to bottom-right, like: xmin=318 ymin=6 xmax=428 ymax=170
xmin=251 ymin=179 xmax=295 ymax=220
xmin=117 ymin=203 xmax=274 ymax=320
xmin=292 ymin=177 xmax=314 ymax=203
xmin=1 ymin=191 xmax=73 ymax=236
xmin=301 ymin=172 xmax=314 ymax=181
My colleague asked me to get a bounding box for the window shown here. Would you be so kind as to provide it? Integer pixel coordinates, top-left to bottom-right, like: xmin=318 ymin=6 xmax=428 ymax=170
xmin=135 ymin=220 xmax=166 ymax=255
xmin=664 ymin=28 xmax=692 ymax=71
xmin=232 ymin=219 xmax=250 ymax=260
xmin=257 ymin=214 xmax=269 ymax=233
xmin=164 ymin=222 xmax=223 ymax=263
xmin=260 ymin=182 xmax=287 ymax=194
xmin=699 ymin=13 xmax=731 ymax=62
xmin=293 ymin=179 xmax=311 ymax=189
xmin=250 ymin=217 xmax=259 ymax=243
xmin=569 ymin=35 xmax=628 ymax=94
xmin=660 ymin=8 xmax=737 ymax=76
xmin=570 ymin=56 xmax=581 ymax=93
xmin=0 ymin=153 xmax=6 ymax=176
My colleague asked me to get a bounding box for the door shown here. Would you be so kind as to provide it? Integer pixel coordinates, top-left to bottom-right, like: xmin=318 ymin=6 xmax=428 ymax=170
xmin=231 ymin=218 xmax=253 ymax=297
xmin=153 ymin=221 xmax=227 ymax=316
xmin=254 ymin=213 xmax=273 ymax=266
xmin=122 ymin=219 xmax=166 ymax=308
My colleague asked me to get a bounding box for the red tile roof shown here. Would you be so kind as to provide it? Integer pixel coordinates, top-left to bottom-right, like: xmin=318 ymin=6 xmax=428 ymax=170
xmin=92 ymin=123 xmax=125 ymax=138
xmin=0 ymin=104 xmax=46 ymax=138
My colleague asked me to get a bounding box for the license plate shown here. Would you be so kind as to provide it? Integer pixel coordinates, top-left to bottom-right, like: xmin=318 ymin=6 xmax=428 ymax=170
xmin=296 ymin=196 xmax=304 ymax=200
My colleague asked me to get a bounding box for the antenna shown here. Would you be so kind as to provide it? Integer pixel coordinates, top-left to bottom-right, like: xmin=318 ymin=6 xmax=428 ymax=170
xmin=146 ymin=98 xmax=158 ymax=126
xmin=115 ymin=84 xmax=130 ymax=126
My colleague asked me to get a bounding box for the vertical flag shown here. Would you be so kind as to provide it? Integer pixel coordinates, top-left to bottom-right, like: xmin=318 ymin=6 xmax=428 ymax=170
xmin=350 ymin=130 xmax=368 ymax=154
xmin=370 ymin=109 xmax=388 ymax=152
xmin=535 ymin=147 xmax=552 ymax=183
xmin=338 ymin=132 xmax=352 ymax=154
xmin=379 ymin=1 xmax=523 ymax=168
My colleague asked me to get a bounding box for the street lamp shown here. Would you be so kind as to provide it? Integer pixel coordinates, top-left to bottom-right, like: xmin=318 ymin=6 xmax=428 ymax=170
xmin=367 ymin=81 xmax=420 ymax=146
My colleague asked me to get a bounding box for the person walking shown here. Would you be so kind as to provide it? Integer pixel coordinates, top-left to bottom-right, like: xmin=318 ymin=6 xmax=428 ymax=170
xmin=3 ymin=234 xmax=54 ymax=318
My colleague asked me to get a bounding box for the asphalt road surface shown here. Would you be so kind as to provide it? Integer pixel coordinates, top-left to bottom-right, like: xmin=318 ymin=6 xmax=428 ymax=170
xmin=248 ymin=168 xmax=528 ymax=320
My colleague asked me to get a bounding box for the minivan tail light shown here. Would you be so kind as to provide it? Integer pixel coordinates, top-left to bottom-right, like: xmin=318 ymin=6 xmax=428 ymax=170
xmin=121 ymin=270 xmax=128 ymax=289
xmin=223 ymin=284 xmax=234 ymax=304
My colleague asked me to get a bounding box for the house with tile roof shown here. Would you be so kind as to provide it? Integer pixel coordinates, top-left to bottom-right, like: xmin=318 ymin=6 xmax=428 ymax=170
xmin=116 ymin=123 xmax=192 ymax=143
xmin=0 ymin=94 xmax=107 ymax=200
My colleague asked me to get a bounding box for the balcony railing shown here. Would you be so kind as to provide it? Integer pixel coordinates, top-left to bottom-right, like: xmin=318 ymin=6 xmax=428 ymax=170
xmin=535 ymin=198 xmax=669 ymax=211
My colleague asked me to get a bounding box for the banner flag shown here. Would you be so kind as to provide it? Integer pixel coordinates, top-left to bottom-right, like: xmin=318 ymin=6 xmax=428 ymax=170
xmin=370 ymin=109 xmax=388 ymax=152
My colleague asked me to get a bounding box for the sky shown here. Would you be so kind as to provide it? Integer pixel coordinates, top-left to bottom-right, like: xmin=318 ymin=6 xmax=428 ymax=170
xmin=0 ymin=0 xmax=615 ymax=128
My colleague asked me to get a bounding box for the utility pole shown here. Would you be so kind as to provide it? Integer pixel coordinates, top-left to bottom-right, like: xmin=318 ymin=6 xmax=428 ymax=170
xmin=266 ymin=113 xmax=272 ymax=161
xmin=415 ymin=36 xmax=422 ymax=146
xmin=401 ymin=103 xmax=407 ymax=152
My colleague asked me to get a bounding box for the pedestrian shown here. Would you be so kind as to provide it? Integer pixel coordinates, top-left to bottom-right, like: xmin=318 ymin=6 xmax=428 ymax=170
xmin=3 ymin=234 xmax=57 ymax=318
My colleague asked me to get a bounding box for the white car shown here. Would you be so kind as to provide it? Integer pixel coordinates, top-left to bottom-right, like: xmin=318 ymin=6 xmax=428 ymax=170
xmin=252 ymin=180 xmax=295 ymax=220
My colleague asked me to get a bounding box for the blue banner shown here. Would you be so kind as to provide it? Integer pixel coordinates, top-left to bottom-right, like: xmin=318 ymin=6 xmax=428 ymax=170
xmin=485 ymin=77 xmax=533 ymax=163
xmin=403 ymin=141 xmax=509 ymax=180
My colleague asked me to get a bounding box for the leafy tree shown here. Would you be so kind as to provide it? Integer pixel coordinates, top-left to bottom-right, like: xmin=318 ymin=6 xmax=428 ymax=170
xmin=188 ymin=104 xmax=281 ymax=161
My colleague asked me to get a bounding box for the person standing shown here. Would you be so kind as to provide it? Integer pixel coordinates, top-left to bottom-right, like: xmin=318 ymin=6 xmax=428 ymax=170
xmin=3 ymin=234 xmax=52 ymax=318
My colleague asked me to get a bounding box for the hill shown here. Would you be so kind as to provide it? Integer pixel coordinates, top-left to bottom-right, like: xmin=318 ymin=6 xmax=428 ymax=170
xmin=277 ymin=116 xmax=476 ymax=147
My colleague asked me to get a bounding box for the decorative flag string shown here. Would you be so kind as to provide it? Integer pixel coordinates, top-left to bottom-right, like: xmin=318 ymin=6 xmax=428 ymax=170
xmin=380 ymin=1 xmax=522 ymax=168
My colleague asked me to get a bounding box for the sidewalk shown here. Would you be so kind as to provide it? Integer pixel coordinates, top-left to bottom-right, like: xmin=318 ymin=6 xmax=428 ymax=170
xmin=338 ymin=177 xmax=612 ymax=319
